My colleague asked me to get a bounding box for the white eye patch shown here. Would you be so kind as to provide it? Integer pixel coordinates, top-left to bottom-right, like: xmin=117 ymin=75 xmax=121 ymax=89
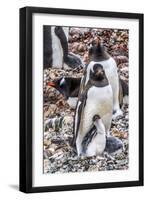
xmin=60 ymin=77 xmax=65 ymax=86
xmin=85 ymin=61 xmax=97 ymax=85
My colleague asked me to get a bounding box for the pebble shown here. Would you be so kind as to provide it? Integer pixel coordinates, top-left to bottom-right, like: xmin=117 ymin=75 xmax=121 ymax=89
xmin=106 ymin=165 xmax=114 ymax=170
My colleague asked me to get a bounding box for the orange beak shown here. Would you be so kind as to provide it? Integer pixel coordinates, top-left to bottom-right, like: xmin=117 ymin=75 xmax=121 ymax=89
xmin=47 ymin=82 xmax=56 ymax=87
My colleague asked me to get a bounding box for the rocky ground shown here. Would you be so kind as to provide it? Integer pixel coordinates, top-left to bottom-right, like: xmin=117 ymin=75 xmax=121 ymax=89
xmin=43 ymin=28 xmax=129 ymax=174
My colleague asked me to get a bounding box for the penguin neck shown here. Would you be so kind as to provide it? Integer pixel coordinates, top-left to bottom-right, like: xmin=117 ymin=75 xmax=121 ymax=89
xmin=89 ymin=77 xmax=109 ymax=87
xmin=94 ymin=122 xmax=105 ymax=135
xmin=89 ymin=51 xmax=110 ymax=62
xmin=66 ymin=77 xmax=81 ymax=97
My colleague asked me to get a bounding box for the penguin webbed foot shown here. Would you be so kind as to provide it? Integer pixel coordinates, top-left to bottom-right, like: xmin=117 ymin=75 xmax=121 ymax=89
xmin=103 ymin=152 xmax=115 ymax=160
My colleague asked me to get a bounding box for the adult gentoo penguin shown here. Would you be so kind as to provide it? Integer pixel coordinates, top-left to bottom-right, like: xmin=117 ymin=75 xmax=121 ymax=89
xmin=43 ymin=26 xmax=83 ymax=69
xmin=48 ymin=77 xmax=81 ymax=109
xmin=81 ymin=115 xmax=106 ymax=157
xmin=74 ymin=63 xmax=113 ymax=156
xmin=82 ymin=40 xmax=123 ymax=119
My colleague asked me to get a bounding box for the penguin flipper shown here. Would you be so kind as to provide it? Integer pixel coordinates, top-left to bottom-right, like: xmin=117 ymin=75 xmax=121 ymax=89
xmin=43 ymin=26 xmax=52 ymax=68
xmin=120 ymin=78 xmax=129 ymax=105
xmin=73 ymin=92 xmax=87 ymax=140
xmin=81 ymin=125 xmax=97 ymax=154
xmin=54 ymin=26 xmax=68 ymax=58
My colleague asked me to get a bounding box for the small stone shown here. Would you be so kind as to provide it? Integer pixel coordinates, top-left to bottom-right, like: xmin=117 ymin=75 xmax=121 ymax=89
xmin=106 ymin=165 xmax=114 ymax=170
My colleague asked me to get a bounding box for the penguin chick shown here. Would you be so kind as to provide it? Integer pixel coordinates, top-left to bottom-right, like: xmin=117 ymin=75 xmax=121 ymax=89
xmin=81 ymin=115 xmax=106 ymax=157
xmin=48 ymin=77 xmax=81 ymax=109
xmin=105 ymin=136 xmax=123 ymax=154
xmin=74 ymin=63 xmax=113 ymax=156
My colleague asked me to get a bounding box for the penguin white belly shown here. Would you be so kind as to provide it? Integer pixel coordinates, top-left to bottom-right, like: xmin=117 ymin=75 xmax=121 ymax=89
xmin=123 ymin=95 xmax=129 ymax=105
xmin=67 ymin=97 xmax=78 ymax=109
xmin=102 ymin=58 xmax=121 ymax=113
xmin=51 ymin=27 xmax=68 ymax=68
xmin=63 ymin=27 xmax=69 ymax=40
xmin=51 ymin=27 xmax=63 ymax=68
xmin=86 ymin=134 xmax=106 ymax=157
xmin=51 ymin=27 xmax=69 ymax=68
xmin=92 ymin=58 xmax=119 ymax=103
xmin=80 ymin=85 xmax=113 ymax=137
xmin=102 ymin=58 xmax=118 ymax=91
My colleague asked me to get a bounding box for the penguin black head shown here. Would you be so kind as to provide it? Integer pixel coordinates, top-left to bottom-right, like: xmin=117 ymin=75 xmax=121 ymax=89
xmin=93 ymin=114 xmax=101 ymax=122
xmin=88 ymin=40 xmax=110 ymax=62
xmin=90 ymin=64 xmax=106 ymax=81
xmin=48 ymin=77 xmax=81 ymax=99
xmin=92 ymin=114 xmax=105 ymax=135
xmin=48 ymin=77 xmax=69 ymax=99
xmin=89 ymin=42 xmax=105 ymax=57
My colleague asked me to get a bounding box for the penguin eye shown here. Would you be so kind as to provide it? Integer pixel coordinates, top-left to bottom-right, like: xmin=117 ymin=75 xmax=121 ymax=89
xmin=59 ymin=78 xmax=65 ymax=87
xmin=60 ymin=83 xmax=64 ymax=88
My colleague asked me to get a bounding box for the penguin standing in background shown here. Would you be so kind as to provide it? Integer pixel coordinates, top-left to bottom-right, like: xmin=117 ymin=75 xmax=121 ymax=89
xmin=43 ymin=26 xmax=83 ymax=69
xmin=48 ymin=77 xmax=81 ymax=109
xmin=82 ymin=40 xmax=123 ymax=119
xmin=74 ymin=63 xmax=113 ymax=156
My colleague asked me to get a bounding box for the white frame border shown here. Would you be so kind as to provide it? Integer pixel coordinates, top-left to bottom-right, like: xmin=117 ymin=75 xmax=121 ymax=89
xmin=32 ymin=13 xmax=139 ymax=187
